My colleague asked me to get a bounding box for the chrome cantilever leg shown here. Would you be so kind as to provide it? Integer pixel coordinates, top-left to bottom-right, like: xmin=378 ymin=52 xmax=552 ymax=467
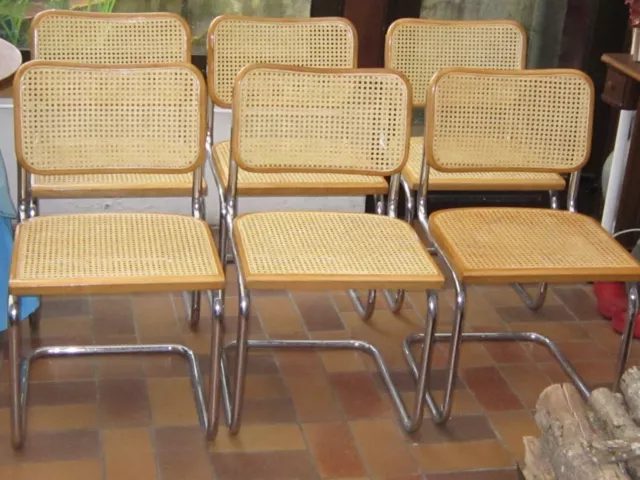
xmin=511 ymin=283 xmax=548 ymax=312
xmin=347 ymin=289 xmax=377 ymax=321
xmin=183 ymin=165 xmax=209 ymax=329
xmin=7 ymin=291 xmax=223 ymax=450
xmin=382 ymin=179 xmax=419 ymax=314
xmin=401 ymin=229 xmax=594 ymax=426
xmin=510 ymin=190 xmax=559 ymax=312
xmin=220 ymin=290 xmax=440 ymax=434
xmin=8 ymin=296 xmax=25 ymax=449
xmin=614 ymin=283 xmax=640 ymax=392
xmin=206 ymin=289 xmax=225 ymax=439
xmin=17 ymin=169 xmax=42 ymax=334
xmin=347 ymin=194 xmax=387 ymax=320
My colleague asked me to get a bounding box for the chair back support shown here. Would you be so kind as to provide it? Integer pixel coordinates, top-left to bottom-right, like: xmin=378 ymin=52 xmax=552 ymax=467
xmin=425 ymin=68 xmax=594 ymax=173
xmin=30 ymin=11 xmax=191 ymax=63
xmin=231 ymin=65 xmax=411 ymax=176
xmin=208 ymin=15 xmax=357 ymax=108
xmin=385 ymin=19 xmax=526 ymax=107
xmin=14 ymin=62 xmax=206 ymax=175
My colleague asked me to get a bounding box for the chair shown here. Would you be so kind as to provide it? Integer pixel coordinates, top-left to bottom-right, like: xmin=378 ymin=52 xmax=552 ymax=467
xmin=385 ymin=20 xmax=570 ymax=223
xmin=27 ymin=10 xmax=204 ymax=218
xmin=402 ymin=67 xmax=640 ymax=425
xmin=218 ymin=65 xmax=444 ymax=434
xmin=28 ymin=10 xmax=207 ymax=328
xmin=208 ymin=15 xmax=394 ymax=321
xmin=383 ymin=18 xmax=566 ymax=313
xmin=7 ymin=61 xmax=225 ymax=449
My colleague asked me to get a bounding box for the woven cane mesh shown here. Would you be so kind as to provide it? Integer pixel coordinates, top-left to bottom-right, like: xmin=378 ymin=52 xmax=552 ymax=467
xmin=212 ymin=141 xmax=387 ymax=194
xmin=403 ymin=137 xmax=565 ymax=191
xmin=428 ymin=70 xmax=593 ymax=173
xmin=386 ymin=20 xmax=525 ymax=106
xmin=16 ymin=64 xmax=204 ymax=174
xmin=233 ymin=68 xmax=410 ymax=175
xmin=235 ymin=211 xmax=442 ymax=288
xmin=430 ymin=208 xmax=640 ymax=283
xmin=31 ymin=172 xmax=204 ymax=197
xmin=208 ymin=16 xmax=356 ymax=107
xmin=31 ymin=12 xmax=189 ymax=63
xmin=11 ymin=213 xmax=222 ymax=293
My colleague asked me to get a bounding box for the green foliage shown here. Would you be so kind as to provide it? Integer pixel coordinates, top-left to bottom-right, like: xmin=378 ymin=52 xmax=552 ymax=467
xmin=0 ymin=0 xmax=30 ymax=46
xmin=46 ymin=0 xmax=70 ymax=8
xmin=87 ymin=0 xmax=118 ymax=13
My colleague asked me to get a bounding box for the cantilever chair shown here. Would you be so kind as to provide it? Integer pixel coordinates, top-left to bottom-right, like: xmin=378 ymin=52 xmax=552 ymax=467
xmin=217 ymin=65 xmax=444 ymax=434
xmin=7 ymin=62 xmax=225 ymax=449
xmin=28 ymin=10 xmax=207 ymax=327
xmin=383 ymin=19 xmax=566 ymax=313
xmin=208 ymin=15 xmax=392 ymax=322
xmin=402 ymin=68 xmax=640 ymax=425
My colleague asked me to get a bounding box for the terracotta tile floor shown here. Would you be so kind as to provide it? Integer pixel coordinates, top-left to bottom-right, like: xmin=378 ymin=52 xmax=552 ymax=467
xmin=0 ymin=264 xmax=638 ymax=479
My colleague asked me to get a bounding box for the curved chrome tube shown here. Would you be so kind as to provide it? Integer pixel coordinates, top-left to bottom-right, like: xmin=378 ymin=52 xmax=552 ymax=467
xmin=221 ymin=291 xmax=439 ymax=433
xmin=512 ymin=283 xmax=548 ymax=312
xmin=383 ymin=289 xmax=405 ymax=314
xmin=7 ymin=313 xmax=215 ymax=450
xmin=206 ymin=290 xmax=225 ymax=440
xmin=347 ymin=289 xmax=377 ymax=321
xmin=614 ymin=283 xmax=640 ymax=392
xmin=403 ymin=329 xmax=591 ymax=407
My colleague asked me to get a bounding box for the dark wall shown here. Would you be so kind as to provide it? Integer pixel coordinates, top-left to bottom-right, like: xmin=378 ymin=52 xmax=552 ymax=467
xmin=561 ymin=0 xmax=628 ymax=215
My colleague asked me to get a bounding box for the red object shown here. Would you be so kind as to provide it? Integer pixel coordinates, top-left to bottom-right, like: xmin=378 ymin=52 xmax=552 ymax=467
xmin=612 ymin=310 xmax=640 ymax=339
xmin=628 ymin=0 xmax=640 ymax=27
xmin=594 ymin=282 xmax=628 ymax=318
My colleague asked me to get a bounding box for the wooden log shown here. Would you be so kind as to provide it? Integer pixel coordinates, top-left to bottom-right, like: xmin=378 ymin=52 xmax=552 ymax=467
xmin=535 ymin=383 xmax=630 ymax=479
xmin=622 ymin=367 xmax=640 ymax=425
xmin=522 ymin=436 xmax=556 ymax=480
xmin=589 ymin=387 xmax=640 ymax=479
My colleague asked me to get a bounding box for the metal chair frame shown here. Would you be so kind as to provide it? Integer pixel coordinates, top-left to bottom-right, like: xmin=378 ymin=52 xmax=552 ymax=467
xmin=8 ymin=63 xmax=225 ymax=449
xmin=212 ymin=65 xmax=444 ymax=434
xmin=400 ymin=72 xmax=640 ymax=426
xmin=217 ymin=153 xmax=440 ymax=435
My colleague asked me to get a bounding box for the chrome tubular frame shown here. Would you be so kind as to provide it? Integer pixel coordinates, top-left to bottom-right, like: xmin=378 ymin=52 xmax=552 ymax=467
xmin=382 ymin=177 xmax=406 ymax=313
xmin=510 ymin=173 xmax=578 ymax=311
xmin=403 ymin=167 xmax=638 ymax=425
xmin=17 ymin=166 xmax=41 ymax=333
xmin=615 ymin=284 xmax=640 ymax=392
xmin=183 ymin=100 xmax=224 ymax=325
xmin=509 ymin=189 xmax=560 ymax=312
xmin=7 ymin=289 xmax=225 ymax=449
xmin=349 ymin=177 xmax=408 ymax=318
xmin=219 ymin=129 xmax=239 ymax=279
xmin=347 ymin=192 xmax=388 ymax=321
xmin=182 ymin=159 xmax=208 ymax=330
xmin=17 ymin=165 xmax=29 ymax=223
xmin=220 ymin=289 xmax=440 ymax=434
xmin=381 ymin=152 xmax=430 ymax=314
xmin=218 ymin=161 xmax=438 ymax=434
